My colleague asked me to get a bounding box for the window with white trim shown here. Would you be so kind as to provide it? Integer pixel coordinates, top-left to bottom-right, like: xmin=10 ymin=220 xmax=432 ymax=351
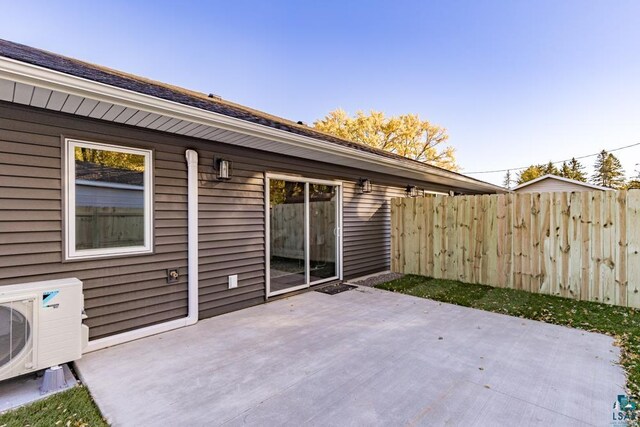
xmin=65 ymin=139 xmax=153 ymax=260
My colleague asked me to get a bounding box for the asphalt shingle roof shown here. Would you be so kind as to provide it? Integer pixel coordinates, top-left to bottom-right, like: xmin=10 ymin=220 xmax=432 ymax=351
xmin=0 ymin=38 xmax=500 ymax=189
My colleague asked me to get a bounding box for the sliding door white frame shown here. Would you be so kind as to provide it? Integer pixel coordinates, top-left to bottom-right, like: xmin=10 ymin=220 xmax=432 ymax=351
xmin=265 ymin=173 xmax=343 ymax=298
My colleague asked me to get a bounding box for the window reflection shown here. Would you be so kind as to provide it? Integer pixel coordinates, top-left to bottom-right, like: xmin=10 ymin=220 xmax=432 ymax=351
xmin=74 ymin=147 xmax=146 ymax=250
xmin=269 ymin=180 xmax=306 ymax=291
xmin=309 ymin=184 xmax=337 ymax=280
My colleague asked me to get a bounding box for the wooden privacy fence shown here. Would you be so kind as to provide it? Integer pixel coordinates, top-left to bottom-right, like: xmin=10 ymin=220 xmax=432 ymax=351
xmin=391 ymin=190 xmax=640 ymax=308
xmin=270 ymin=201 xmax=336 ymax=262
xmin=76 ymin=207 xmax=144 ymax=249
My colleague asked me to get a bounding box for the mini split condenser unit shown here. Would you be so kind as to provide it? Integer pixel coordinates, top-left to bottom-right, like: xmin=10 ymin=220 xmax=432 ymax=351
xmin=0 ymin=278 xmax=86 ymax=382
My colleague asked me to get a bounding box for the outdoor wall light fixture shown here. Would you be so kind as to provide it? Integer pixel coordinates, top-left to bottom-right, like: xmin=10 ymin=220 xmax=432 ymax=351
xmin=358 ymin=178 xmax=372 ymax=194
xmin=214 ymin=157 xmax=232 ymax=180
xmin=406 ymin=185 xmax=419 ymax=197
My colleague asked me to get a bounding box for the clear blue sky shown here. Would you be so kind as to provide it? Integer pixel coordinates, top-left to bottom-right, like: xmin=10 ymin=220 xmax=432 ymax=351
xmin=2 ymin=1 xmax=639 ymax=185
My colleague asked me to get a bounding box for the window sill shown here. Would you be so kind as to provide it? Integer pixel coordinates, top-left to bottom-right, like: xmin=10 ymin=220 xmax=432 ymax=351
xmin=64 ymin=247 xmax=154 ymax=262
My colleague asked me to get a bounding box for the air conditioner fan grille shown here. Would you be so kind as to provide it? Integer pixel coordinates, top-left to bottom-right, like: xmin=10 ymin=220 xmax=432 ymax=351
xmin=0 ymin=303 xmax=32 ymax=368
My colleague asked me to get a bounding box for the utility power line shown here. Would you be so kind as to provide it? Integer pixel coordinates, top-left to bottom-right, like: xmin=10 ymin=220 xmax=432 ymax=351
xmin=465 ymin=141 xmax=640 ymax=175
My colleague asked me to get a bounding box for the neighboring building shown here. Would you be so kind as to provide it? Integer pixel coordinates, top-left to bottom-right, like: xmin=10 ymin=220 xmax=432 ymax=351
xmin=0 ymin=39 xmax=502 ymax=350
xmin=512 ymin=174 xmax=611 ymax=193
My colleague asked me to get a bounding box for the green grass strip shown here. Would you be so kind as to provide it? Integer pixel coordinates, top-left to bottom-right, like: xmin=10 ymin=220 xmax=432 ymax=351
xmin=0 ymin=385 xmax=107 ymax=427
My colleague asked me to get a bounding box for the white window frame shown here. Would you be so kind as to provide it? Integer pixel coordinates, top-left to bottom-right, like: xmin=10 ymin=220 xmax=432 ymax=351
xmin=265 ymin=173 xmax=343 ymax=298
xmin=64 ymin=138 xmax=153 ymax=260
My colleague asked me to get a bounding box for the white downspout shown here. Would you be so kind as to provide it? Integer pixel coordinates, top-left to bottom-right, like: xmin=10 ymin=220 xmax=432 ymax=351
xmin=185 ymin=149 xmax=199 ymax=325
xmin=83 ymin=149 xmax=199 ymax=353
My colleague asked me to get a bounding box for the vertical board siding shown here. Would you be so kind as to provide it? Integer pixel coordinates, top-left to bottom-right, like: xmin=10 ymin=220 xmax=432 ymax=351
xmin=391 ymin=191 xmax=640 ymax=309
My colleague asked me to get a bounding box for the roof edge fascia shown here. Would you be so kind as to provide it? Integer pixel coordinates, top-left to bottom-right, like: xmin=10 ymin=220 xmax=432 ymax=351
xmin=0 ymin=56 xmax=503 ymax=192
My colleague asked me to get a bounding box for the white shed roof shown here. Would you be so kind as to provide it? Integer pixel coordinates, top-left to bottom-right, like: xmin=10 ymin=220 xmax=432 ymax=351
xmin=512 ymin=174 xmax=612 ymax=192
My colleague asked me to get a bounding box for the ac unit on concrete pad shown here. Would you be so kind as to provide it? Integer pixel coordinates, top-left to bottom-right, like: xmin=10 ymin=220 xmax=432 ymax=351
xmin=0 ymin=278 xmax=87 ymax=382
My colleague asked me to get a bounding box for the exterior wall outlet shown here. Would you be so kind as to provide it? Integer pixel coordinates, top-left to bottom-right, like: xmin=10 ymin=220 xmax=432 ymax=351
xmin=167 ymin=268 xmax=179 ymax=284
xmin=228 ymin=275 xmax=238 ymax=289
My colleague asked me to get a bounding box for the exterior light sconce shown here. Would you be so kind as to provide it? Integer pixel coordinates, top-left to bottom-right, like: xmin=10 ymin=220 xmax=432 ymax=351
xmin=406 ymin=185 xmax=419 ymax=197
xmin=214 ymin=156 xmax=232 ymax=180
xmin=358 ymin=178 xmax=372 ymax=194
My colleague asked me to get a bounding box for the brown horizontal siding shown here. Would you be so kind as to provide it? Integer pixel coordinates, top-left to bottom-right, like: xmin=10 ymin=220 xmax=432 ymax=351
xmin=0 ymin=103 xmax=189 ymax=340
xmin=0 ymin=241 xmax=61 ymax=256
xmin=196 ymin=147 xmax=425 ymax=284
xmin=200 ymin=284 xmax=264 ymax=305
xmin=342 ymin=183 xmax=405 ymax=279
xmin=199 ymin=297 xmax=264 ymax=320
xmin=89 ymin=311 xmax=187 ymax=339
xmin=199 ymin=263 xmax=264 ymax=281
xmin=1 ymin=152 xmax=60 ymax=168
xmin=196 ymin=147 xmax=266 ymax=315
xmin=84 ymin=278 xmax=188 ymax=299
xmin=0 ymin=101 xmax=481 ymax=340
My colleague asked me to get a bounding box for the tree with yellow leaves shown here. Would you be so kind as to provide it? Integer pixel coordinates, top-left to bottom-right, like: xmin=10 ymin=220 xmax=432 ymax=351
xmin=75 ymin=147 xmax=144 ymax=171
xmin=314 ymin=109 xmax=458 ymax=171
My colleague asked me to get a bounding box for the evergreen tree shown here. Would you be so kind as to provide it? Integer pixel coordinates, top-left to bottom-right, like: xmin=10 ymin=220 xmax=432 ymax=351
xmin=503 ymin=170 xmax=513 ymax=189
xmin=560 ymin=157 xmax=587 ymax=182
xmin=591 ymin=150 xmax=625 ymax=189
xmin=541 ymin=161 xmax=560 ymax=176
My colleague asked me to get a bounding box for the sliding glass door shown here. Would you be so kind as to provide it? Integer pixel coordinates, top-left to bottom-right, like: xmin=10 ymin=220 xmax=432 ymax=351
xmin=268 ymin=179 xmax=307 ymax=293
xmin=267 ymin=175 xmax=341 ymax=297
xmin=309 ymin=183 xmax=337 ymax=282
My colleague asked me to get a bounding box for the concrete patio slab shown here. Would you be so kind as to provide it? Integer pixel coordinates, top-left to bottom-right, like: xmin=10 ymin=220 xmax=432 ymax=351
xmin=75 ymin=287 xmax=625 ymax=426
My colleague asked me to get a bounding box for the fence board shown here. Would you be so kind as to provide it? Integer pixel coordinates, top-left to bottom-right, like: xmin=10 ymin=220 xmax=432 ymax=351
xmin=513 ymin=194 xmax=523 ymax=289
xmin=539 ymin=192 xmax=551 ymax=294
xmin=436 ymin=197 xmax=443 ymax=277
xmin=530 ymin=193 xmax=540 ymax=292
xmin=391 ymin=190 xmax=640 ymax=309
xmin=425 ymin=197 xmax=435 ymax=277
xmin=617 ymin=190 xmax=628 ymax=307
xmin=580 ymin=191 xmax=591 ymax=301
xmin=602 ymin=191 xmax=616 ymax=304
xmin=628 ymin=191 xmax=640 ymax=308
xmin=504 ymin=194 xmax=514 ymax=289
xmin=549 ymin=193 xmax=561 ymax=297
xmin=591 ymin=191 xmax=603 ymax=302
xmin=568 ymin=192 xmax=581 ymax=299
xmin=445 ymin=196 xmax=456 ymax=280
xmin=403 ymin=197 xmax=419 ymax=274
xmin=560 ymin=192 xmax=571 ymax=298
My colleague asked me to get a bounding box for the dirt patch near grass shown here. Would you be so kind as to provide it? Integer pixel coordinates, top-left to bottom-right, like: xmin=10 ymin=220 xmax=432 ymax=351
xmin=349 ymin=272 xmax=404 ymax=287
